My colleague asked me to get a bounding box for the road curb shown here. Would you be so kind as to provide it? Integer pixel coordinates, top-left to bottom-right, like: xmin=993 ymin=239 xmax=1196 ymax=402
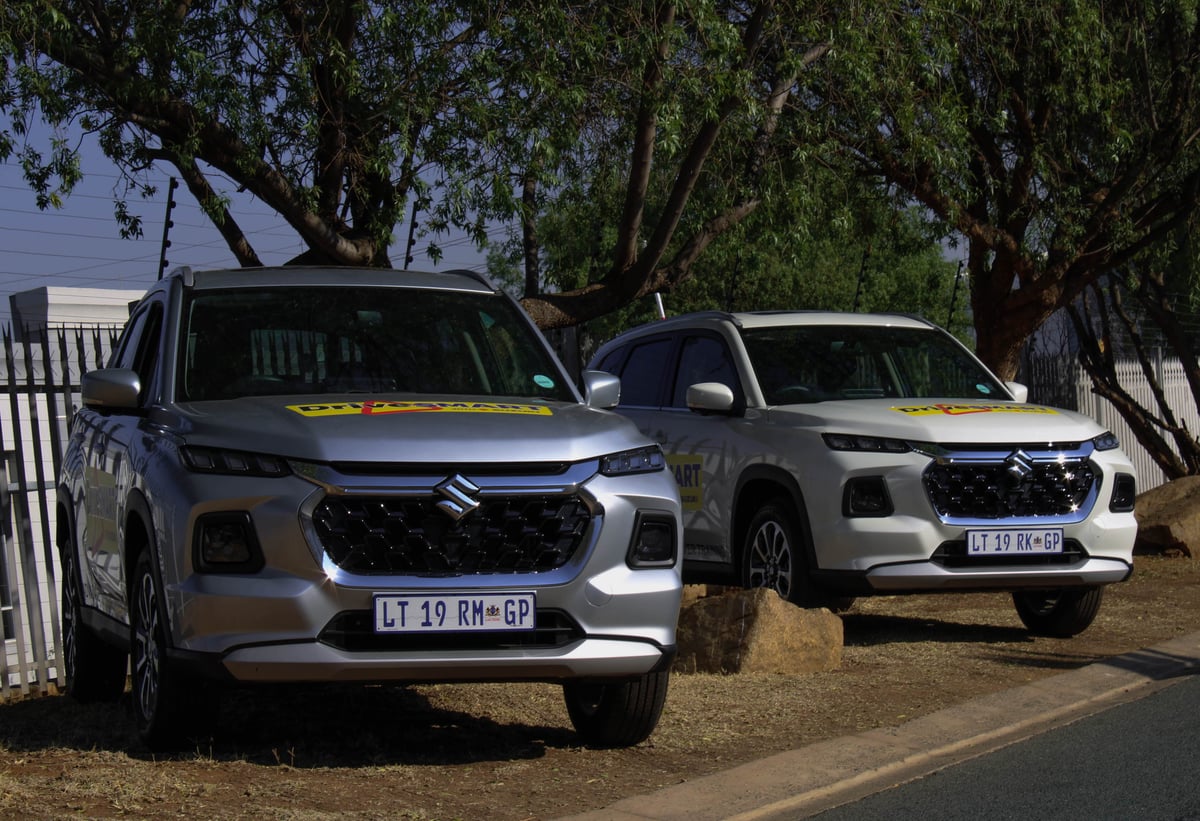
xmin=554 ymin=629 xmax=1200 ymax=821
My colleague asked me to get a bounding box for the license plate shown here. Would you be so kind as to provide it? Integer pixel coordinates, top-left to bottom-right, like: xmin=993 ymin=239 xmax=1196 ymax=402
xmin=373 ymin=592 xmax=536 ymax=633
xmin=966 ymin=528 xmax=1064 ymax=556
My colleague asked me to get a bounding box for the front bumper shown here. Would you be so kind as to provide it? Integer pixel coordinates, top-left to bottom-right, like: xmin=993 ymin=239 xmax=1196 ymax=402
xmin=863 ymin=556 xmax=1133 ymax=593
xmin=805 ymin=448 xmax=1139 ymax=594
xmin=162 ymin=468 xmax=683 ymax=685
xmin=177 ymin=635 xmax=676 ymax=684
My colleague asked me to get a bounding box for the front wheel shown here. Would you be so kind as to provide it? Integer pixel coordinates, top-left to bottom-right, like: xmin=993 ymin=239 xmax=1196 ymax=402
xmin=741 ymin=498 xmax=854 ymax=611
xmin=563 ymin=669 xmax=669 ymax=748
xmin=1012 ymin=587 xmax=1104 ymax=637
xmin=131 ymin=551 xmax=216 ymax=750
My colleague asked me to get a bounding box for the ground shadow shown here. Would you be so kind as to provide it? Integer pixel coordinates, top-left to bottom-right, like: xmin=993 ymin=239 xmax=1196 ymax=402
xmin=0 ymin=682 xmax=580 ymax=766
xmin=842 ymin=612 xmax=1031 ymax=647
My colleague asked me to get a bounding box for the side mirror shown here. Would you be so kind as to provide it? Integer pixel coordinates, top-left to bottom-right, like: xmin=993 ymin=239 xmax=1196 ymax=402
xmin=686 ymin=382 xmax=736 ymax=414
xmin=1005 ymin=381 xmax=1029 ymax=403
xmin=81 ymin=368 xmax=141 ymax=409
xmin=582 ymin=370 xmax=621 ymax=409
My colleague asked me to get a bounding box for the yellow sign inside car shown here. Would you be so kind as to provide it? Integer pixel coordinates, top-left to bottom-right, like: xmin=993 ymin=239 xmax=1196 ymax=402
xmin=891 ymin=403 xmax=1058 ymax=417
xmin=288 ymin=400 xmax=554 ymax=417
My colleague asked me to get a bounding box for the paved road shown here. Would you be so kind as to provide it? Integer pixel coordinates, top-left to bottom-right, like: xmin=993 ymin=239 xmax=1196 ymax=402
xmin=557 ymin=630 xmax=1200 ymax=821
xmin=810 ymin=670 xmax=1200 ymax=820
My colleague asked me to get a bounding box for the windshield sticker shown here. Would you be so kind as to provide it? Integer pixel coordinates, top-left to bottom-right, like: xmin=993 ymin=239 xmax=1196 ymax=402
xmin=667 ymin=455 xmax=704 ymax=512
xmin=533 ymin=374 xmax=555 ymax=389
xmin=976 ymin=384 xmax=992 ymax=394
xmin=891 ymin=403 xmax=1057 ymax=417
xmin=288 ymin=400 xmax=554 ymax=417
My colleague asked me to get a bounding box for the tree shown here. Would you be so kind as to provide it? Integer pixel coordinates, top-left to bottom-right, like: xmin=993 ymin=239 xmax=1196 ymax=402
xmin=814 ymin=0 xmax=1200 ymax=379
xmin=1067 ymin=221 xmax=1200 ymax=479
xmin=1 ymin=2 xmax=503 ymax=267
xmin=0 ymin=1 xmax=843 ymax=331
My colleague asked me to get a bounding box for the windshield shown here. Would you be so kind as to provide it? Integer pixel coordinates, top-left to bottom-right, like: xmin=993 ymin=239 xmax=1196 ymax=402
xmin=741 ymin=324 xmax=1007 ymax=404
xmin=177 ymin=286 xmax=576 ymax=402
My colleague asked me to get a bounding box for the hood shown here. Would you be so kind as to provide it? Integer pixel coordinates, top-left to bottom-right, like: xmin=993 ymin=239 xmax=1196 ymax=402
xmin=159 ymin=395 xmax=650 ymax=464
xmin=772 ymin=398 xmax=1109 ymax=445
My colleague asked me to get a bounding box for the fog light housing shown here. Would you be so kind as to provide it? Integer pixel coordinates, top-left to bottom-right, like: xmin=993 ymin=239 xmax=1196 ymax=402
xmin=194 ymin=512 xmax=264 ymax=573
xmin=627 ymin=512 xmax=677 ymax=568
xmin=1110 ymin=472 xmax=1136 ymax=512
xmin=843 ymin=477 xmax=894 ymax=517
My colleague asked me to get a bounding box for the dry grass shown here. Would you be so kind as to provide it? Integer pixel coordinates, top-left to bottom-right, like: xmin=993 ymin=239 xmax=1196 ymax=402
xmin=1 ymin=556 xmax=1197 ymax=820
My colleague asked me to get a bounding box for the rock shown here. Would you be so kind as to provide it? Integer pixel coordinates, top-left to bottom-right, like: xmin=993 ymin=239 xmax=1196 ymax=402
xmin=674 ymin=587 xmax=842 ymax=674
xmin=1134 ymin=476 xmax=1200 ymax=557
xmin=680 ymin=584 xmax=709 ymax=605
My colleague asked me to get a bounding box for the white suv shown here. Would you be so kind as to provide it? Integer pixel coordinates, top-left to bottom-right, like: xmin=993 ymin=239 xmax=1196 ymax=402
xmin=589 ymin=311 xmax=1138 ymax=637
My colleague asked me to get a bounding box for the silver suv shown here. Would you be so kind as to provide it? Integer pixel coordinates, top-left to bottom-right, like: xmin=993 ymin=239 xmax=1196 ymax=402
xmin=589 ymin=310 xmax=1138 ymax=637
xmin=56 ymin=266 xmax=682 ymax=750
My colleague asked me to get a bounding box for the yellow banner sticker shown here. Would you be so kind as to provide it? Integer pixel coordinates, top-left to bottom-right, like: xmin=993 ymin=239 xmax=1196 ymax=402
xmin=288 ymin=400 xmax=554 ymax=417
xmin=890 ymin=403 xmax=1058 ymax=417
xmin=667 ymin=454 xmax=704 ymax=512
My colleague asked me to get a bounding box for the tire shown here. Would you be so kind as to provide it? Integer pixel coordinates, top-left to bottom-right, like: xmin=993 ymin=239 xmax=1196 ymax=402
xmin=741 ymin=497 xmax=855 ymax=611
xmin=130 ymin=551 xmax=216 ymax=750
xmin=1012 ymin=586 xmax=1104 ymax=637
xmin=563 ymin=669 xmax=670 ymax=748
xmin=60 ymin=543 xmax=127 ymax=702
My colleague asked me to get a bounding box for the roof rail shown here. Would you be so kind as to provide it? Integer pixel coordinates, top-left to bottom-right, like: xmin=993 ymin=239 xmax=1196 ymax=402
xmin=167 ymin=265 xmax=194 ymax=287
xmin=439 ymin=268 xmax=493 ymax=288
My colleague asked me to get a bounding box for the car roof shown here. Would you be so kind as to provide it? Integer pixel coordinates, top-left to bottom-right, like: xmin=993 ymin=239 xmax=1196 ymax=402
xmin=161 ymin=265 xmax=498 ymax=295
xmin=611 ymin=309 xmax=939 ymax=340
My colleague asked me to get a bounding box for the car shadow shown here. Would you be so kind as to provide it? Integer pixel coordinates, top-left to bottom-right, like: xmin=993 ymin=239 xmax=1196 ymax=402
xmin=841 ymin=612 xmax=1032 ymax=646
xmin=0 ymin=683 xmax=580 ymax=766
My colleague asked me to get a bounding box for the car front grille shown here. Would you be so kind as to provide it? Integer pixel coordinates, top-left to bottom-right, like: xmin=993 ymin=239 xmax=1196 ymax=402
xmin=313 ymin=494 xmax=594 ymax=575
xmin=922 ymin=446 xmax=1097 ymax=521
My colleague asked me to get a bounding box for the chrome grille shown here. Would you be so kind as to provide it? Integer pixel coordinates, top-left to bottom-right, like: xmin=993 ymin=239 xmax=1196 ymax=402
xmin=923 ymin=449 xmax=1096 ymax=520
xmin=313 ymin=494 xmax=593 ymax=575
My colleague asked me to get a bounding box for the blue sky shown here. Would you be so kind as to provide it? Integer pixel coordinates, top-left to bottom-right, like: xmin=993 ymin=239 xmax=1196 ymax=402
xmin=0 ymin=145 xmax=492 ymax=326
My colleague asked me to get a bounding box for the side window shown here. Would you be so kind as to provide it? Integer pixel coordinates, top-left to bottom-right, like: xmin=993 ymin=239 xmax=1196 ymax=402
xmin=112 ymin=302 xmax=164 ymax=405
xmin=593 ymin=348 xmax=624 ymax=375
xmin=617 ymin=337 xmax=675 ymax=407
xmin=671 ymin=335 xmax=739 ymax=408
xmin=109 ymin=309 xmax=148 ymax=370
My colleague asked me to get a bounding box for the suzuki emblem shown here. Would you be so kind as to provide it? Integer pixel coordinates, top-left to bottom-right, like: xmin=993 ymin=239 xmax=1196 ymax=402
xmin=1005 ymin=449 xmax=1035 ymax=482
xmin=435 ymin=474 xmax=482 ymax=522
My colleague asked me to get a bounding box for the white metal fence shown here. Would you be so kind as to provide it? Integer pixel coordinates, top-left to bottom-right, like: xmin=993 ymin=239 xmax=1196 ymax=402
xmin=1021 ymin=353 xmax=1200 ymax=492
xmin=1072 ymin=357 xmax=1200 ymax=491
xmin=1 ymin=328 xmax=118 ymax=698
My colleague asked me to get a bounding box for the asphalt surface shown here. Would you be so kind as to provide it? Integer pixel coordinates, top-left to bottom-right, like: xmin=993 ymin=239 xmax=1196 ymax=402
xmin=555 ymin=629 xmax=1200 ymax=821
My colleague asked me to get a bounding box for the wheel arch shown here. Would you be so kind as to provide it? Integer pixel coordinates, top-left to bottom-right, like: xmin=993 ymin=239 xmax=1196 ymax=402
xmin=732 ymin=465 xmax=814 ymax=569
xmin=121 ymin=490 xmax=157 ymax=604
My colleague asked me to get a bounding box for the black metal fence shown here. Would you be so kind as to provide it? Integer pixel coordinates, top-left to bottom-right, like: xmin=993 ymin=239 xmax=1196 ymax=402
xmin=1 ymin=327 xmax=119 ymax=699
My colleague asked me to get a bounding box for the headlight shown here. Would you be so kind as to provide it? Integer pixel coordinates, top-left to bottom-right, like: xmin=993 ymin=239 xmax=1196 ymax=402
xmin=1092 ymin=432 xmax=1120 ymax=451
xmin=822 ymin=433 xmax=911 ymax=453
xmin=181 ymin=445 xmax=291 ymax=477
xmin=600 ymin=445 xmax=666 ymax=476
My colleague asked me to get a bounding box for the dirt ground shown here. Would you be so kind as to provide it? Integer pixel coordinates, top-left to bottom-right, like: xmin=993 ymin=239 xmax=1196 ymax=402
xmin=1 ymin=555 xmax=1198 ymax=821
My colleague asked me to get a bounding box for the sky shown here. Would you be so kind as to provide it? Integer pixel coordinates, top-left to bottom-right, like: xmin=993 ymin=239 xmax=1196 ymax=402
xmin=0 ymin=146 xmax=493 ymax=327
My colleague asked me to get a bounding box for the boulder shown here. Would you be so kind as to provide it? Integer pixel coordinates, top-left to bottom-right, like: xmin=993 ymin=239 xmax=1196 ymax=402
xmin=674 ymin=587 xmax=843 ymax=674
xmin=1134 ymin=476 xmax=1200 ymax=557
